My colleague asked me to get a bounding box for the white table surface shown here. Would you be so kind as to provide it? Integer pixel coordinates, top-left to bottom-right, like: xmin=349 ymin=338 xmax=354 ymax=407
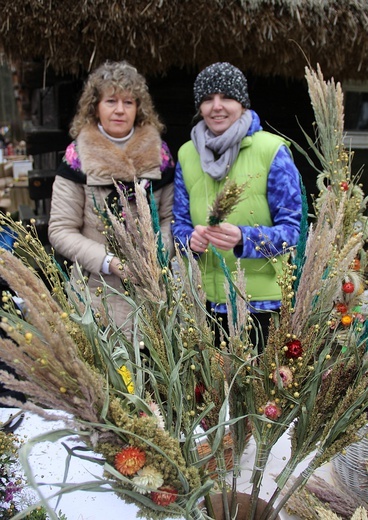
xmin=0 ymin=408 xmax=333 ymax=520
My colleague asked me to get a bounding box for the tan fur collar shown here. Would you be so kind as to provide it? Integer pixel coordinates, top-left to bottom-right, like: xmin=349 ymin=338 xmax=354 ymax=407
xmin=77 ymin=124 xmax=162 ymax=185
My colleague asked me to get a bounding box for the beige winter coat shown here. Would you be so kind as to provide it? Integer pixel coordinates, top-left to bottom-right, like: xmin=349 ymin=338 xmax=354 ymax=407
xmin=48 ymin=124 xmax=174 ymax=337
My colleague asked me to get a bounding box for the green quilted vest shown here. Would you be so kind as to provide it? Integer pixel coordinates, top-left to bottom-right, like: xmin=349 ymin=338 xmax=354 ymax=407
xmin=178 ymin=130 xmax=290 ymax=304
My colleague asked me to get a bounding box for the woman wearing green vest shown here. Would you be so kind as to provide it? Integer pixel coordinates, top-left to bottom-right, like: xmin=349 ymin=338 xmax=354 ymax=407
xmin=172 ymin=62 xmax=302 ymax=349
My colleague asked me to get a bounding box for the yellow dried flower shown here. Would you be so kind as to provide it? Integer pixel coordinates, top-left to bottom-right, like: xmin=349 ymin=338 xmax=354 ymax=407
xmin=117 ymin=365 xmax=134 ymax=394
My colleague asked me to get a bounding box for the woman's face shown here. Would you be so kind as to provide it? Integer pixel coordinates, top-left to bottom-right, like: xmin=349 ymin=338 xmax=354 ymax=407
xmin=199 ymin=93 xmax=244 ymax=135
xmin=96 ymin=90 xmax=137 ymax=138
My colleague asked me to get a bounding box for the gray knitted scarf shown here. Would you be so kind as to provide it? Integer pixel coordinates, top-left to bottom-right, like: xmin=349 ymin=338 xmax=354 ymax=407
xmin=190 ymin=110 xmax=253 ymax=181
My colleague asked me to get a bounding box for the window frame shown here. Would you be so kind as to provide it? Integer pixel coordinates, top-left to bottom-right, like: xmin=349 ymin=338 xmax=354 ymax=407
xmin=343 ymin=81 xmax=368 ymax=149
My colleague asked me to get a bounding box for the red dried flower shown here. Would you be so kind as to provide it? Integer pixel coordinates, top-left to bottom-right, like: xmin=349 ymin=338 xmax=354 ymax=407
xmin=336 ymin=302 xmax=348 ymax=314
xmin=342 ymin=281 xmax=354 ymax=294
xmin=151 ymin=485 xmax=178 ymax=506
xmin=195 ymin=382 xmax=206 ymax=403
xmin=114 ymin=446 xmax=146 ymax=476
xmin=264 ymin=402 xmax=282 ymax=420
xmin=285 ymin=339 xmax=303 ymax=359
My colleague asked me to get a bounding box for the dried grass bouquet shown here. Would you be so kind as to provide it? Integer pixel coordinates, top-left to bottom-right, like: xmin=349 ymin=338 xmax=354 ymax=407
xmin=0 ymin=64 xmax=367 ymax=520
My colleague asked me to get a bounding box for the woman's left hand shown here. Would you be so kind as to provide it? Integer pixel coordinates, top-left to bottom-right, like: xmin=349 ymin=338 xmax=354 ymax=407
xmin=205 ymin=223 xmax=242 ymax=251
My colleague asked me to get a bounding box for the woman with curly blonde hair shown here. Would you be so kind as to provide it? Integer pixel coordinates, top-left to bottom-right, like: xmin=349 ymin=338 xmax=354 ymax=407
xmin=70 ymin=61 xmax=164 ymax=137
xmin=49 ymin=60 xmax=174 ymax=337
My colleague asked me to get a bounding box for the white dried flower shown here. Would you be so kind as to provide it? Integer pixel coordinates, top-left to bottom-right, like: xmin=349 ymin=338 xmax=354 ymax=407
xmin=132 ymin=466 xmax=164 ymax=494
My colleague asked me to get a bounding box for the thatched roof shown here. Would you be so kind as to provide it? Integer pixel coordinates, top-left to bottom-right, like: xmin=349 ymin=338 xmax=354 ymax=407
xmin=1 ymin=0 xmax=368 ymax=81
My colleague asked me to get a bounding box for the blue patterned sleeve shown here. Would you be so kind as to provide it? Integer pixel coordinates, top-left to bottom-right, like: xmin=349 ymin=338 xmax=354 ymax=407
xmin=172 ymin=161 xmax=194 ymax=248
xmin=234 ymin=145 xmax=302 ymax=259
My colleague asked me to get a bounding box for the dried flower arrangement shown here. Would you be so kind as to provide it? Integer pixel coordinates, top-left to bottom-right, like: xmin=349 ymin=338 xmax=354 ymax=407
xmin=0 ymin=207 xmax=240 ymax=519
xmin=318 ymin=509 xmax=368 ymax=520
xmin=281 ymin=473 xmax=367 ymax=519
xmin=0 ymin=63 xmax=367 ymax=520
xmin=0 ymin=413 xmax=67 ymax=519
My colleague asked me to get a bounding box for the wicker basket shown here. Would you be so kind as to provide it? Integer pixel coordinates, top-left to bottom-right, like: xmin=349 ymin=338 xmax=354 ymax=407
xmin=197 ymin=431 xmax=234 ymax=476
xmin=332 ymin=425 xmax=368 ymax=504
xmin=196 ymin=427 xmax=252 ymax=477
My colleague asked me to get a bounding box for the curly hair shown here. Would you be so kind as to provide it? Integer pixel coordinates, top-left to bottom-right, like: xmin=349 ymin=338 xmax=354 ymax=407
xmin=70 ymin=60 xmax=164 ymax=138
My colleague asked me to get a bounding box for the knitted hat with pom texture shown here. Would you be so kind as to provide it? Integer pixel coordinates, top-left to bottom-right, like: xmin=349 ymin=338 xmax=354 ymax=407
xmin=193 ymin=62 xmax=251 ymax=110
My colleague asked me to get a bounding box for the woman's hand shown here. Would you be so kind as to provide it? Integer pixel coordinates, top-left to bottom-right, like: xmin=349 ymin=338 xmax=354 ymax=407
xmin=205 ymin=223 xmax=242 ymax=251
xmin=108 ymin=256 xmax=131 ymax=278
xmin=109 ymin=257 xmax=140 ymax=284
xmin=108 ymin=257 xmax=125 ymax=278
xmin=190 ymin=225 xmax=209 ymax=253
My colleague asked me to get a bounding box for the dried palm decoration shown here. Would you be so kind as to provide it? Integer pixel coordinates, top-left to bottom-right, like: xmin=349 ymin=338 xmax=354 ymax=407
xmin=207 ymin=178 xmax=247 ymax=226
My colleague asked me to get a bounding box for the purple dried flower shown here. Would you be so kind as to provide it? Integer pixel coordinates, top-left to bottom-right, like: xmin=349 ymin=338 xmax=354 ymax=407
xmin=5 ymin=481 xmax=21 ymax=502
